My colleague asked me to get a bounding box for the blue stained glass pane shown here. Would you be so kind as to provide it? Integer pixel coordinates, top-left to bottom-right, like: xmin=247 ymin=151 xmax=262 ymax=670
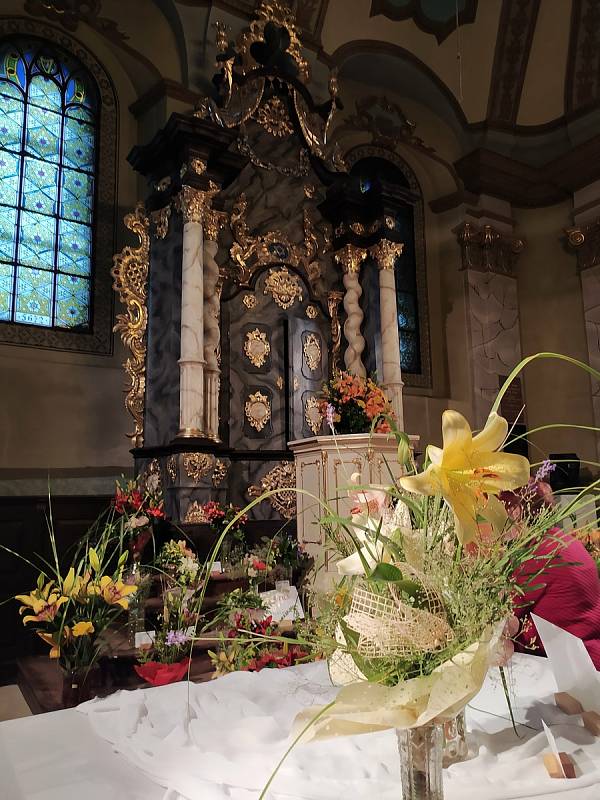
xmin=400 ymin=331 xmax=418 ymax=373
xmin=62 ymin=117 xmax=94 ymax=171
xmin=0 ymin=89 xmax=24 ymax=150
xmin=0 ymin=205 xmax=17 ymax=262
xmin=14 ymin=265 xmax=53 ymax=326
xmin=0 ymin=151 xmax=21 ymax=207
xmin=66 ymin=105 xmax=93 ymax=123
xmin=25 ymin=105 xmax=61 ymax=162
xmin=396 ymin=291 xmax=416 ymax=331
xmin=18 ymin=210 xmax=56 ymax=268
xmin=60 ymin=168 xmax=93 ymax=224
xmin=28 ymin=74 xmax=62 ymax=111
xmin=54 ymin=273 xmax=89 ymax=328
xmin=23 ymin=157 xmax=59 ymax=215
xmin=58 ymin=219 xmax=91 ymax=276
xmin=0 ymin=263 xmax=14 ymax=320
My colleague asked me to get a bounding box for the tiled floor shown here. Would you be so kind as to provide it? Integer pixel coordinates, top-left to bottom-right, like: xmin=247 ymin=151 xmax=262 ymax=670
xmin=0 ymin=684 xmax=32 ymax=721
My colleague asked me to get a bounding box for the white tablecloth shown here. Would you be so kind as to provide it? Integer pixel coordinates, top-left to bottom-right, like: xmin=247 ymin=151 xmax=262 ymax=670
xmin=1 ymin=654 xmax=600 ymax=800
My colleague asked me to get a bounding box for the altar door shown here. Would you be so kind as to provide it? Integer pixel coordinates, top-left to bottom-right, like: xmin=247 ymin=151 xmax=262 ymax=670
xmin=221 ymin=268 xmax=329 ymax=513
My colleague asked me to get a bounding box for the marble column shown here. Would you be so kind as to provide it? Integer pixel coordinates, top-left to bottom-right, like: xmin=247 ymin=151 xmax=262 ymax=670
xmin=334 ymin=244 xmax=368 ymax=378
xmin=202 ymin=209 xmax=225 ymax=441
xmin=369 ymin=240 xmax=405 ymax=430
xmin=177 ymin=186 xmax=206 ymax=437
xmin=454 ymin=219 xmax=525 ymax=428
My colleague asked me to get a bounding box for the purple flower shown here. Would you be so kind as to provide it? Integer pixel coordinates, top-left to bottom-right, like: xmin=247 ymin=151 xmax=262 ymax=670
xmin=325 ymin=403 xmax=336 ymax=429
xmin=535 ymin=459 xmax=556 ymax=483
xmin=166 ymin=629 xmax=189 ymax=647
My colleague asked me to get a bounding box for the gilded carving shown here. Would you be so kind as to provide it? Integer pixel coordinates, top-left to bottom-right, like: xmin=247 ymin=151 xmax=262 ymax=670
xmin=111 ymin=203 xmax=150 ymax=448
xmin=264 ymin=267 xmax=303 ymax=309
xmin=229 ymin=193 xmax=323 ymax=288
xmin=204 ymin=207 xmax=228 ymax=242
xmin=276 ymin=376 xmax=284 ymax=390
xmin=245 ymin=390 xmax=271 ymax=432
xmin=244 ymin=328 xmax=271 ymax=368
xmin=369 ymin=240 xmax=404 ymax=270
xmin=142 ymin=458 xmax=163 ymax=493
xmin=454 ymin=222 xmax=525 ymax=276
xmin=254 ymin=96 xmax=294 ymax=137
xmin=183 ymin=453 xmax=214 ymax=483
xmin=327 ymin=291 xmax=344 ymax=376
xmin=166 ymin=455 xmax=177 ymax=483
xmin=150 ymin=206 xmax=171 ymax=239
xmin=303 ymin=332 xmax=321 ymax=371
xmin=175 ymin=183 xmax=219 ymax=226
xmin=242 ymin=293 xmax=257 ymax=310
xmin=306 ymin=304 xmax=318 ymax=319
xmin=189 ymin=158 xmax=207 ymax=175
xmin=334 ymin=243 xmax=368 ymax=273
xmin=293 ymin=376 xmax=300 ymax=391
xmin=212 ymin=459 xmax=228 ymax=487
xmin=304 ymin=395 xmax=323 ymax=435
xmin=248 ymin=461 xmax=297 ymax=520
xmin=155 ymin=176 xmax=171 ymax=192
xmin=184 ymin=501 xmax=208 ymax=524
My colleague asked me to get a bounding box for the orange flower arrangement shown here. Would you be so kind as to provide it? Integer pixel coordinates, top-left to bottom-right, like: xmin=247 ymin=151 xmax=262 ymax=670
xmin=319 ymin=371 xmax=394 ymax=434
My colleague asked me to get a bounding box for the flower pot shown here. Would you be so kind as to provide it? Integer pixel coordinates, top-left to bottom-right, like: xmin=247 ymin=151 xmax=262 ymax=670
xmin=134 ymin=657 xmax=191 ymax=687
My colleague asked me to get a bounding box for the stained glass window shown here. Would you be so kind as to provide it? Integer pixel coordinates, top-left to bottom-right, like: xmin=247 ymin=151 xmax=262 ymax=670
xmin=0 ymin=38 xmax=97 ymax=329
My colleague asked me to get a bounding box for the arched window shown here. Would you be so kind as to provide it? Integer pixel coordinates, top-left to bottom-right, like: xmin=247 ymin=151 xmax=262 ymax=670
xmin=348 ymin=151 xmax=430 ymax=387
xmin=0 ymin=38 xmax=98 ymax=330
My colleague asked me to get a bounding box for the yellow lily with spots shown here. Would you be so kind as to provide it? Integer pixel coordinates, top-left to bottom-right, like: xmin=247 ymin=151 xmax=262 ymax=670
xmin=96 ymin=575 xmax=137 ymax=609
xmin=16 ymin=582 xmax=69 ymax=625
xmin=62 ymin=568 xmax=94 ymax=601
xmin=399 ymin=410 xmax=530 ymax=545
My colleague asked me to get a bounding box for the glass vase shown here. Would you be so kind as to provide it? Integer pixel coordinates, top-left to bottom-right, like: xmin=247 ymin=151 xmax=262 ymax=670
xmin=442 ymin=710 xmax=469 ymax=767
xmin=125 ymin=562 xmax=150 ymax=647
xmin=397 ymin=722 xmax=444 ymax=800
xmin=61 ymin=665 xmax=101 ymax=708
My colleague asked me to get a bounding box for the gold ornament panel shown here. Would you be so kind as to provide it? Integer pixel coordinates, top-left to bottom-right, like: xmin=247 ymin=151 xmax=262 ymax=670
xmin=245 ymin=390 xmax=272 ymax=432
xmin=243 ymin=328 xmax=271 ymax=368
xmin=303 ymin=332 xmax=321 ymax=371
xmin=183 ymin=453 xmax=215 ymax=483
xmin=248 ymin=461 xmax=297 ymax=520
xmin=304 ymin=395 xmax=324 ymax=435
xmin=264 ymin=267 xmax=303 ymax=309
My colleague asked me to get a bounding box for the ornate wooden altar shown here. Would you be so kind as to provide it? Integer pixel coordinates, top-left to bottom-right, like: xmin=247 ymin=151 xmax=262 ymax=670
xmin=111 ymin=2 xmax=411 ymax=528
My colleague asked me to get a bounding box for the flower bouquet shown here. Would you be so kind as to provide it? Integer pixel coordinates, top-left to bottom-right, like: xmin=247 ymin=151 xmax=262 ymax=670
xmin=319 ymin=371 xmax=395 ymax=434
xmin=155 ymin=539 xmax=200 ymax=589
xmin=14 ymin=537 xmax=137 ymax=707
xmin=198 ymin=501 xmax=248 ymax=565
xmin=135 ymin=585 xmax=196 ymax=687
xmin=113 ymin=475 xmax=166 ymax=562
xmin=285 ymin=394 xmax=596 ymax=799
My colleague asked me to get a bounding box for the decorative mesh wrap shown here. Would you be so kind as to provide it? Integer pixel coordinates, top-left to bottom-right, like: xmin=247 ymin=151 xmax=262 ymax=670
xmin=344 ymin=563 xmax=454 ymax=658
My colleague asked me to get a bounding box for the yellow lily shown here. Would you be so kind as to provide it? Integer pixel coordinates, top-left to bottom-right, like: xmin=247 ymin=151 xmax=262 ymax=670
xmin=62 ymin=568 xmax=93 ymax=601
xmin=72 ymin=620 xmax=94 ymax=637
xmin=16 ymin=583 xmax=69 ymax=625
xmin=38 ymin=631 xmax=62 ymax=658
xmin=97 ymin=575 xmax=137 ymax=609
xmin=399 ymin=410 xmax=530 ymax=545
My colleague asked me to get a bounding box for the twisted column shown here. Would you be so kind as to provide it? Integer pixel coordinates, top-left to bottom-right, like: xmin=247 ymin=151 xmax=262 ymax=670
xmin=370 ymin=240 xmax=405 ymax=430
xmin=334 ymin=244 xmax=367 ymax=378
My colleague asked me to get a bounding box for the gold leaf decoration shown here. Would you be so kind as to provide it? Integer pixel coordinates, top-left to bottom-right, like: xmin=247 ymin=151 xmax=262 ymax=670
xmin=184 ymin=501 xmax=208 ymax=524
xmin=303 ymin=332 xmax=321 ymax=371
xmin=166 ymin=455 xmax=177 ymax=483
xmin=111 ymin=202 xmax=150 ymax=448
xmin=150 ymin=205 xmax=171 ymax=239
xmin=306 ymin=304 xmax=318 ymax=319
xmin=304 ymin=395 xmax=323 ymax=435
xmin=276 ymin=375 xmax=284 ymax=390
xmin=254 ymin=96 xmax=294 ymax=137
xmin=243 ymin=328 xmax=271 ymax=368
xmin=242 ymin=293 xmax=257 ymax=310
xmin=183 ymin=453 xmax=215 ymax=483
xmin=212 ymin=459 xmax=228 ymax=487
xmin=264 ymin=267 xmax=303 ymax=310
xmin=248 ymin=461 xmax=297 ymax=520
xmin=245 ymin=390 xmax=271 ymax=432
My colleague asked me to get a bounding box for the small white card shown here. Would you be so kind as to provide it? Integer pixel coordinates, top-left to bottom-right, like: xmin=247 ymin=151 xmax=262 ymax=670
xmin=135 ymin=630 xmax=155 ymax=648
xmin=211 ymin=561 xmax=223 ymax=574
xmin=532 ymin=613 xmax=600 ymax=710
xmin=542 ymin=720 xmax=565 ymax=778
xmin=260 ymin=585 xmax=305 ymax=622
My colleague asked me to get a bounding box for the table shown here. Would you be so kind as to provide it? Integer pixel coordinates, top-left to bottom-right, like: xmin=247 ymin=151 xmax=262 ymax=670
xmin=2 ymin=654 xmax=600 ymax=800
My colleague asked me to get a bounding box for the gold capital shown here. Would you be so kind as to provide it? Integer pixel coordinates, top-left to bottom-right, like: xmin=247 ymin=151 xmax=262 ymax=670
xmin=369 ymin=239 xmax=404 ymax=270
xmin=334 ymin=243 xmax=368 ymax=273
